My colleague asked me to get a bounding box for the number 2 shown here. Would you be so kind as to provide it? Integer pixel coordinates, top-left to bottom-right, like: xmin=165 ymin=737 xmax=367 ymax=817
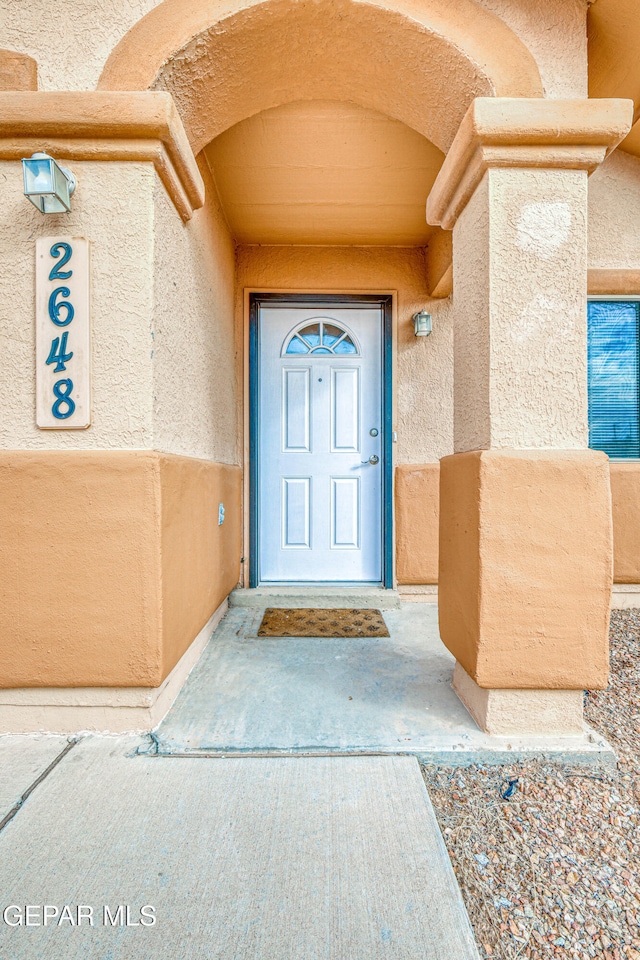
xmin=49 ymin=242 xmax=73 ymax=280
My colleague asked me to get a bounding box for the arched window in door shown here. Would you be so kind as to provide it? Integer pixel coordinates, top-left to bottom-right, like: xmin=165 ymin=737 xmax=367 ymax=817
xmin=282 ymin=318 xmax=360 ymax=357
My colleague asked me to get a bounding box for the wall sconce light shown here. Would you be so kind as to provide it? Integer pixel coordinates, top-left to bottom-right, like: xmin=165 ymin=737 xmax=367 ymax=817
xmin=412 ymin=310 xmax=432 ymax=337
xmin=22 ymin=152 xmax=77 ymax=214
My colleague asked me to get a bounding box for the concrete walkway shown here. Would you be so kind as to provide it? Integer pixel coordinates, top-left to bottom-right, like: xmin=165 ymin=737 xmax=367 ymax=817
xmin=0 ymin=603 xmax=615 ymax=957
xmin=0 ymin=735 xmax=480 ymax=959
xmin=156 ymin=603 xmax=612 ymax=765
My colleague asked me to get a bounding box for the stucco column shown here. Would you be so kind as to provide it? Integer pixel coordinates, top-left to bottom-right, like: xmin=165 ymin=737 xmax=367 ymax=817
xmin=427 ymin=98 xmax=633 ymax=735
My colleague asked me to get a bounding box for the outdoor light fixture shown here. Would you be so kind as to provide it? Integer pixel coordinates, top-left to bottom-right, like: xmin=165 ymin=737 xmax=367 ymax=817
xmin=22 ymin=152 xmax=77 ymax=214
xmin=412 ymin=310 xmax=432 ymax=337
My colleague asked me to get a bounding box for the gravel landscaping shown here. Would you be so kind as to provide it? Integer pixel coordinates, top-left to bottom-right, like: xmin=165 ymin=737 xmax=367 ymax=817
xmin=422 ymin=609 xmax=640 ymax=959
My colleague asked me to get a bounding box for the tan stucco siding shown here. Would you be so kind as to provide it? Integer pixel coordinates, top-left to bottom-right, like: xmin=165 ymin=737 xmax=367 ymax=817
xmin=610 ymin=462 xmax=640 ymax=583
xmin=450 ymin=166 xmax=590 ymax=453
xmin=160 ymin=455 xmax=242 ymax=678
xmin=475 ymin=0 xmax=588 ymax=99
xmin=0 ymin=160 xmax=155 ymax=450
xmin=152 ymin=158 xmax=238 ymax=463
xmin=0 ymin=451 xmax=163 ymax=688
xmin=0 ymin=451 xmax=241 ymax=689
xmin=2 ymin=0 xmax=161 ymax=92
xmin=397 ymin=460 xmax=640 ymax=587
xmin=0 ymin=151 xmax=236 ymax=459
xmin=395 ymin=464 xmax=439 ymax=584
xmin=439 ymin=449 xmax=612 ymax=690
xmin=588 ymin=150 xmax=640 ymax=272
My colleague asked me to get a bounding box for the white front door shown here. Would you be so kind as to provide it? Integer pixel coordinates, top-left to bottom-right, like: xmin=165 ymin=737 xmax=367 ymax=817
xmin=257 ymin=302 xmax=384 ymax=583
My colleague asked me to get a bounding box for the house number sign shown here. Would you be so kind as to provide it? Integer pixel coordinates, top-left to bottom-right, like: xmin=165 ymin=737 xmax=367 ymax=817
xmin=36 ymin=236 xmax=90 ymax=429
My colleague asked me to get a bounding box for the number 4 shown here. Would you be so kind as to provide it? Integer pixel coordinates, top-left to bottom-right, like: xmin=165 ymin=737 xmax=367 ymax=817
xmin=46 ymin=332 xmax=73 ymax=372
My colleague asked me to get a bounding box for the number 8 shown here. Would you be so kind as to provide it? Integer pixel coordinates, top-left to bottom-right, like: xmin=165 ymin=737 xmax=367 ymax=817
xmin=52 ymin=379 xmax=76 ymax=419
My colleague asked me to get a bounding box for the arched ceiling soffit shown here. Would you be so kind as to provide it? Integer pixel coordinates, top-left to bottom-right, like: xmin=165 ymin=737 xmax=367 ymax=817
xmin=589 ymin=0 xmax=640 ymax=158
xmin=98 ymin=0 xmax=543 ymax=155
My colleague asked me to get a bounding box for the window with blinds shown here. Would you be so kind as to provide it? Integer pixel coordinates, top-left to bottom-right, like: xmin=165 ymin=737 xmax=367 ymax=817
xmin=588 ymin=300 xmax=640 ymax=459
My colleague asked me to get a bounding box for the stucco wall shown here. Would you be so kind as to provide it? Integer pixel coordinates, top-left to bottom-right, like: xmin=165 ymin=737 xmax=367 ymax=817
xmin=2 ymin=0 xmax=161 ymax=92
xmin=476 ymin=0 xmax=588 ymax=98
xmin=236 ymin=244 xmax=453 ymax=465
xmin=0 ymin=157 xmax=237 ymax=460
xmin=588 ymin=150 xmax=640 ymax=270
xmin=610 ymin=462 xmax=640 ymax=583
xmin=0 ymin=451 xmax=241 ymax=688
xmin=0 ymin=160 xmax=155 ymax=450
xmin=395 ymin=460 xmax=640 ymax=587
xmin=0 ymin=155 xmax=240 ymax=690
xmin=395 ymin=464 xmax=440 ymax=583
xmin=153 ymin=159 xmax=238 ymax=463
xmin=2 ymin=0 xmax=575 ymax=111
xmin=160 ymin=455 xmax=242 ymax=677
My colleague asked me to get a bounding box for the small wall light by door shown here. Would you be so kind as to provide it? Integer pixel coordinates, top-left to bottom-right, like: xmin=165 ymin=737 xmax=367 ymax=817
xmin=22 ymin=152 xmax=77 ymax=214
xmin=412 ymin=310 xmax=432 ymax=337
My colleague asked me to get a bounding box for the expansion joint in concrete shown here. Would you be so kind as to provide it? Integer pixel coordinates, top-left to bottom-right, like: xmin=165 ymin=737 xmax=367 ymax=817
xmin=0 ymin=737 xmax=79 ymax=835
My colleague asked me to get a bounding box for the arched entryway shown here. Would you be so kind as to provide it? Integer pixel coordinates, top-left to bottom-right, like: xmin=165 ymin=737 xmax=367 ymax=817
xmin=95 ymin=0 xmax=545 ymax=590
xmin=98 ymin=0 xmax=543 ymax=151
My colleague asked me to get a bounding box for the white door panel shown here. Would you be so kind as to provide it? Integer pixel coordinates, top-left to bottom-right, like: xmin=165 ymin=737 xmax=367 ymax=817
xmin=283 ymin=368 xmax=310 ymax=452
xmin=282 ymin=477 xmax=311 ymax=548
xmin=331 ymin=477 xmax=360 ymax=549
xmin=331 ymin=368 xmax=359 ymax=451
xmin=258 ymin=305 xmax=383 ymax=582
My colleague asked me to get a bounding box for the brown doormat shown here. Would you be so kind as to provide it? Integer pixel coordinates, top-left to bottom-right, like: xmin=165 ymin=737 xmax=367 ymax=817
xmin=257 ymin=608 xmax=390 ymax=638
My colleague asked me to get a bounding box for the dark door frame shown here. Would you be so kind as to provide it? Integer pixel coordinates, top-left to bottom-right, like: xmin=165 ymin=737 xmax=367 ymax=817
xmin=249 ymin=292 xmax=393 ymax=588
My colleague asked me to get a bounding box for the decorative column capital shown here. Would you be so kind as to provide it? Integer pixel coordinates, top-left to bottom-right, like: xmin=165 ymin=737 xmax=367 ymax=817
xmin=0 ymin=90 xmax=204 ymax=222
xmin=427 ymin=97 xmax=633 ymax=230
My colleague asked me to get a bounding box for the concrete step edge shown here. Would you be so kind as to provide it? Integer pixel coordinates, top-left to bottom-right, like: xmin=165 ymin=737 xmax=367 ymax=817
xmin=230 ymin=587 xmax=401 ymax=609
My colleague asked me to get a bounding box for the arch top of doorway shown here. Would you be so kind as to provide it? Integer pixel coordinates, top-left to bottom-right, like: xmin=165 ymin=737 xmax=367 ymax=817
xmin=98 ymin=0 xmax=544 ymax=157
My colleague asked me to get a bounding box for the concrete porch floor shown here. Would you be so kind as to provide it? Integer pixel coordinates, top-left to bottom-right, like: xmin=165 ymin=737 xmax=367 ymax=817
xmin=155 ymin=603 xmax=614 ymax=765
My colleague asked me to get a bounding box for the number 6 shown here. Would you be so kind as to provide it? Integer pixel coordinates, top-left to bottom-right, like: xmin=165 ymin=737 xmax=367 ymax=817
xmin=48 ymin=287 xmax=74 ymax=327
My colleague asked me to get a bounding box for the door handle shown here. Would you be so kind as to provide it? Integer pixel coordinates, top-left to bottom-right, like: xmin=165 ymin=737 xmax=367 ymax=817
xmin=361 ymin=455 xmax=380 ymax=465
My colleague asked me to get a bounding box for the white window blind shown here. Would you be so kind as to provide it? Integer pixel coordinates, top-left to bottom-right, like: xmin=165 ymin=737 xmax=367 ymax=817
xmin=588 ymin=300 xmax=640 ymax=459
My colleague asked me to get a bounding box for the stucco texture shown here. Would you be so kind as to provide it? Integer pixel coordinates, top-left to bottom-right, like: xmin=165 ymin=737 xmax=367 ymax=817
xmin=395 ymin=464 xmax=440 ymax=584
xmin=7 ymin=0 xmax=585 ymax=140
xmin=610 ymin=462 xmax=640 ymax=584
xmin=0 ymin=160 xmax=155 ymax=450
xmin=1 ymin=0 xmax=161 ymax=92
xmin=588 ymin=150 xmax=640 ymax=272
xmin=392 ymin=462 xmax=640 ymax=588
xmin=236 ymin=244 xmax=453 ymax=465
xmin=438 ymin=449 xmax=613 ymax=690
xmin=0 ymin=451 xmax=241 ymax=688
xmin=99 ymin=0 xmax=542 ymax=152
xmin=475 ymin=0 xmax=588 ymax=99
xmin=0 ymin=49 xmax=38 ymax=91
xmin=159 ymin=454 xmax=242 ymax=677
xmin=0 ymin=156 xmax=237 ymax=461
xmin=153 ymin=158 xmax=238 ymax=463
xmin=453 ymin=169 xmax=589 ymax=452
